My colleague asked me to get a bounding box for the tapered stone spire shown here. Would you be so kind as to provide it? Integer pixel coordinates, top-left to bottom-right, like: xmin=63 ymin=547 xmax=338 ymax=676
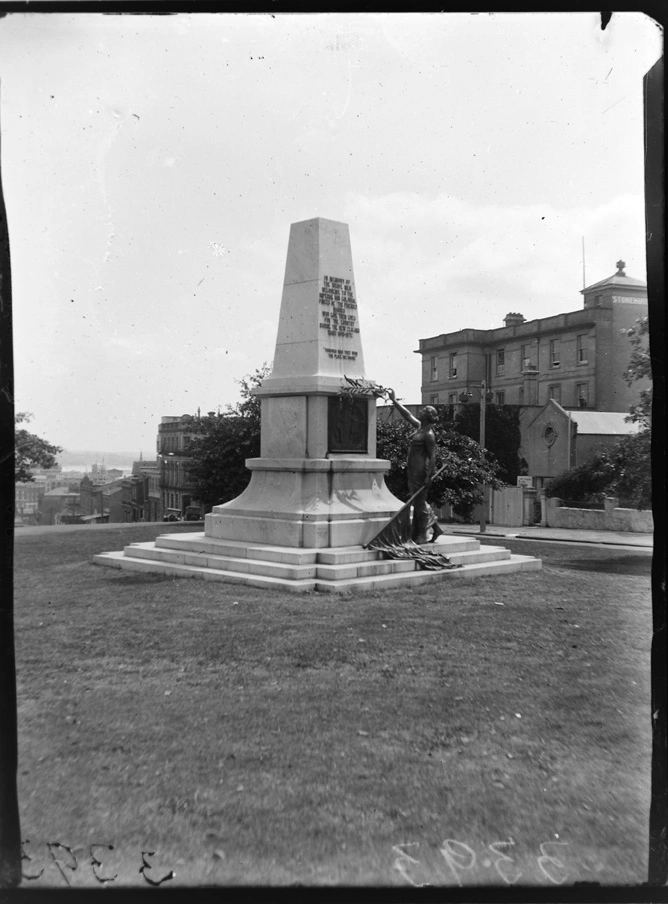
xmin=259 ymin=217 xmax=366 ymax=396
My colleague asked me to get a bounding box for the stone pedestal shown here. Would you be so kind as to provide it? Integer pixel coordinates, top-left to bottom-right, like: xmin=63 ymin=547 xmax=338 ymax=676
xmin=206 ymin=217 xmax=402 ymax=548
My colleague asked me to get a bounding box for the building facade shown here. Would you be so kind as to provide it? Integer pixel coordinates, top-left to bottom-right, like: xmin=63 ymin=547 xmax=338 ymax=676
xmin=39 ymin=487 xmax=81 ymax=525
xmin=157 ymin=415 xmax=202 ymax=518
xmin=523 ymin=402 xmax=641 ymax=481
xmin=417 ymin=262 xmax=648 ymax=413
xmin=119 ymin=459 xmax=162 ymax=522
xmin=79 ymin=476 xmax=125 ymax=522
xmin=15 ymin=481 xmax=41 ymax=524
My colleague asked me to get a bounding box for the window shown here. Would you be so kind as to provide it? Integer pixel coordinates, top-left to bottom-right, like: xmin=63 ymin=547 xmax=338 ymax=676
xmin=519 ymin=387 xmax=525 ymax=405
xmin=576 ymin=383 xmax=589 ymax=407
xmin=595 ymin=294 xmax=602 ymax=306
xmin=448 ymin=393 xmax=457 ymax=406
xmin=429 ymin=394 xmax=439 ymax=405
xmin=496 ymin=349 xmax=505 ymax=375
xmin=430 ymin=356 xmax=438 ymax=381
xmin=577 ymin=334 xmax=588 ymax=364
xmin=495 ymin=391 xmax=505 ymax=406
xmin=449 ymin=353 xmax=458 ymax=378
xmin=548 ymin=384 xmax=561 ymax=404
xmin=549 ymin=339 xmax=560 ymax=368
xmin=543 ymin=425 xmax=557 ymax=447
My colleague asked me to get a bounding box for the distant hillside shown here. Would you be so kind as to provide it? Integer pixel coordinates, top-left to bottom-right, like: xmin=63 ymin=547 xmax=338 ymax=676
xmin=57 ymin=450 xmax=137 ymax=469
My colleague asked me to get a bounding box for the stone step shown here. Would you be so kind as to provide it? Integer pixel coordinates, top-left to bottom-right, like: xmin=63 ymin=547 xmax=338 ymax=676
xmin=94 ymin=549 xmax=541 ymax=593
xmin=316 ymin=558 xmax=417 ymax=581
xmin=446 ymin=545 xmax=511 ymax=566
xmin=124 ymin=542 xmax=318 ymax=581
xmin=154 ymin=533 xmax=318 ymax=566
xmin=314 ymin=554 xmax=542 ymax=593
xmin=152 ymin=532 xmax=482 ymax=566
xmin=126 ymin=542 xmax=426 ymax=581
xmin=316 ymin=535 xmax=481 ymax=564
xmin=124 ymin=540 xmax=509 ymax=582
xmin=94 ymin=551 xmax=318 ymax=592
xmin=316 ymin=545 xmax=510 ymax=581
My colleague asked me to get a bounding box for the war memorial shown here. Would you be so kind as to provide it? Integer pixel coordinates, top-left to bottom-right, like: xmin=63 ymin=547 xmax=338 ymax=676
xmin=95 ymin=218 xmax=541 ymax=590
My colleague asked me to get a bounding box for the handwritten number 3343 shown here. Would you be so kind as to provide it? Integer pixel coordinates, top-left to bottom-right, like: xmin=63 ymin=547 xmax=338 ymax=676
xmin=393 ymin=839 xmax=570 ymax=886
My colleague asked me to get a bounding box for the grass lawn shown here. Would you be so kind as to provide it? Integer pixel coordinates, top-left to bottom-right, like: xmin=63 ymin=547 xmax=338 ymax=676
xmin=13 ymin=525 xmax=652 ymax=888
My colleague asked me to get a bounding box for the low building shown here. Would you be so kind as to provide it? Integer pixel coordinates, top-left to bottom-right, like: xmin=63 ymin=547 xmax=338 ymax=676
xmin=523 ymin=401 xmax=641 ymax=485
xmin=39 ymin=487 xmax=81 ymax=525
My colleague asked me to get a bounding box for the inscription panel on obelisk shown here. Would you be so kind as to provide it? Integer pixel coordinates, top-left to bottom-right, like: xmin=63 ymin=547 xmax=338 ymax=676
xmin=318 ymin=273 xmax=360 ymax=368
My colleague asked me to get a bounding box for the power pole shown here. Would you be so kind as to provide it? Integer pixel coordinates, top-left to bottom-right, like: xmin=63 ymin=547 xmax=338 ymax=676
xmin=479 ymin=380 xmax=487 ymax=534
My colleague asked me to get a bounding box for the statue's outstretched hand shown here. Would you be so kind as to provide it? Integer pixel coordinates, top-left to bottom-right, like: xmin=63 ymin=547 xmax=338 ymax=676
xmin=388 ymin=388 xmax=396 ymax=402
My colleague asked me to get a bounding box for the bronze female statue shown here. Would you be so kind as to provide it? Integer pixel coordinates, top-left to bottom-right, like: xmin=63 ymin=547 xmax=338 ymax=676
xmin=387 ymin=389 xmax=444 ymax=544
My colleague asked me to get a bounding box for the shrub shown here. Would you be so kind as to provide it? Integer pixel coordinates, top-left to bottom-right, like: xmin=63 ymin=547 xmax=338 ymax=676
xmin=544 ymin=450 xmax=617 ymax=503
xmin=544 ymin=433 xmax=652 ymax=511
xmin=376 ymin=408 xmax=502 ymax=521
xmin=610 ymin=431 xmax=652 ymax=510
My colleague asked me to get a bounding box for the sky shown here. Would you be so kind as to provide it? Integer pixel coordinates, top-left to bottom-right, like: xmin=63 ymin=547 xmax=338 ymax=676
xmin=0 ymin=11 xmax=662 ymax=459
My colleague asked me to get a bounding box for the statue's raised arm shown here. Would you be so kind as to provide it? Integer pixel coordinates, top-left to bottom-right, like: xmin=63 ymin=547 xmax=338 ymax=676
xmin=388 ymin=388 xmax=421 ymax=429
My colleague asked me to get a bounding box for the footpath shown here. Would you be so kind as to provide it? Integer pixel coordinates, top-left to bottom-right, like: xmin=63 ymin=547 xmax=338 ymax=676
xmin=13 ymin=521 xmax=204 ymax=540
xmin=447 ymin=523 xmax=653 ymax=549
xmin=15 ymin=520 xmax=653 ymax=549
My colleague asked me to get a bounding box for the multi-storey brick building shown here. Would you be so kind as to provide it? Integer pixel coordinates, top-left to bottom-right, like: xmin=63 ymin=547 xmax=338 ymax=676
xmin=417 ymin=261 xmax=648 ymax=413
xmin=79 ymin=476 xmax=125 ymax=522
xmin=157 ymin=415 xmax=202 ymax=518
xmin=120 ymin=458 xmax=162 ymax=522
xmin=15 ymin=481 xmax=41 ymax=524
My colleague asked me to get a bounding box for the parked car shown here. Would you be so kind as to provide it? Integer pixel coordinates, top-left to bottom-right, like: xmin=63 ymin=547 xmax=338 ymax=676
xmin=184 ymin=506 xmax=203 ymax=521
xmin=163 ymin=512 xmax=181 ymax=522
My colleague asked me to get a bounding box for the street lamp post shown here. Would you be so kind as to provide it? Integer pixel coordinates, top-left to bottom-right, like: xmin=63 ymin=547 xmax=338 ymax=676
xmin=479 ymin=380 xmax=488 ymax=534
xmin=459 ymin=380 xmax=493 ymax=534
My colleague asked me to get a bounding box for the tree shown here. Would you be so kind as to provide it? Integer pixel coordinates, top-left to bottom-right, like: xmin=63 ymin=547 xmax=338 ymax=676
xmin=453 ymin=402 xmax=523 ymax=485
xmin=14 ymin=413 xmax=62 ymax=482
xmin=622 ymin=315 xmax=652 ymax=430
xmin=187 ymin=365 xmax=269 ymax=511
xmin=376 ymin=406 xmax=503 ymax=521
xmin=610 ymin=430 xmax=652 ymax=509
xmin=543 ymin=450 xmax=617 ymax=503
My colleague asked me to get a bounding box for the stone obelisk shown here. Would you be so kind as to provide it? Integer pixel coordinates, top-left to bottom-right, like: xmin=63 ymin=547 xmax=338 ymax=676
xmin=205 ymin=217 xmax=402 ymax=549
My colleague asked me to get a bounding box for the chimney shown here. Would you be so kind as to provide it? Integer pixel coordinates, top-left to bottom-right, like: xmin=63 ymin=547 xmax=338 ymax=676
xmin=504 ymin=312 xmax=526 ymax=327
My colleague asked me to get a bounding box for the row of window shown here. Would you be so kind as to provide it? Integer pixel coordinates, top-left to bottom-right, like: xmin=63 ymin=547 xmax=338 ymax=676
xmin=159 ymin=434 xmax=198 ymax=453
xmin=429 ymin=382 xmax=590 ymax=408
xmin=430 ymin=335 xmax=589 ymax=381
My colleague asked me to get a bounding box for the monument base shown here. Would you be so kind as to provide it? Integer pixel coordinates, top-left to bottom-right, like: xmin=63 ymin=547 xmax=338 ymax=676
xmin=205 ymin=456 xmax=403 ymax=548
xmin=94 ymin=532 xmax=542 ymax=593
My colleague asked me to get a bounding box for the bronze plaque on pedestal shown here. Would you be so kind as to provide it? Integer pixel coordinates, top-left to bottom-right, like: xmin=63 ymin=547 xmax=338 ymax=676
xmin=327 ymin=397 xmax=368 ymax=453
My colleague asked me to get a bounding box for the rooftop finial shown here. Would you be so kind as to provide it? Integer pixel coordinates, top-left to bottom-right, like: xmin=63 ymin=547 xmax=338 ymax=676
xmin=616 ymin=259 xmax=626 ymax=276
